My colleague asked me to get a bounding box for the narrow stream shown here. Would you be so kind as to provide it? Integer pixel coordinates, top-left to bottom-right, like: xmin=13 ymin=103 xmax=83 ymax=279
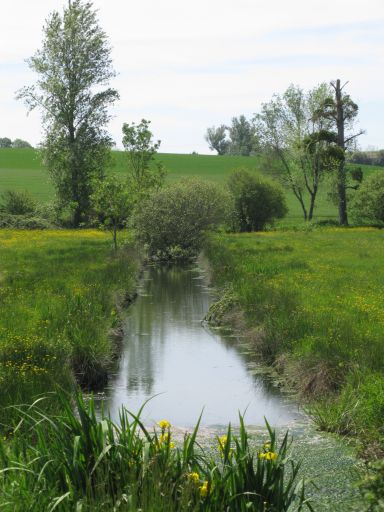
xmin=98 ymin=263 xmax=301 ymax=428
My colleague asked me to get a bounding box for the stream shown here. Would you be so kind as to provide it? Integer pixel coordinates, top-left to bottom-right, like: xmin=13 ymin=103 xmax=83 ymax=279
xmin=97 ymin=262 xmax=301 ymax=428
xmin=92 ymin=262 xmax=364 ymax=510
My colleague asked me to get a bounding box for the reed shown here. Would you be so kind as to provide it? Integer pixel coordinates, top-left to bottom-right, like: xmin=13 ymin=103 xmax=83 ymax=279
xmin=0 ymin=392 xmax=312 ymax=511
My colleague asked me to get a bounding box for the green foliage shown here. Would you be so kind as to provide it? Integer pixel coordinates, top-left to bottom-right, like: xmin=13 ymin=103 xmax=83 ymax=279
xmin=0 ymin=189 xmax=36 ymax=215
xmin=0 ymin=230 xmax=138 ymax=426
xmin=205 ymin=125 xmax=230 ymax=155
xmin=350 ymin=149 xmax=384 ymax=167
xmin=228 ymin=169 xmax=287 ymax=231
xmin=350 ymin=172 xmax=384 ymax=224
xmin=256 ymin=83 xmax=337 ymax=221
xmin=228 ymin=115 xmax=259 ymax=156
xmin=134 ymin=178 xmax=231 ymax=259
xmin=0 ymin=213 xmax=53 ymax=229
xmin=91 ymin=175 xmax=133 ymax=249
xmin=0 ymin=392 xmax=312 ymax=511
xmin=11 ymin=138 xmax=32 ymax=148
xmin=122 ymin=119 xmax=166 ymax=198
xmin=359 ymin=460 xmax=384 ymax=511
xmin=17 ymin=0 xmax=119 ymax=226
xmin=0 ymin=137 xmax=12 ymax=148
xmin=315 ymin=79 xmax=363 ymax=225
xmin=350 ymin=166 xmax=364 ymax=183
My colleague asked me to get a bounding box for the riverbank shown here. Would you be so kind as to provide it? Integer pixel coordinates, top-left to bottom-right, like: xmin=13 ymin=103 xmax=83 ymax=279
xmin=205 ymin=228 xmax=384 ymax=456
xmin=0 ymin=229 xmax=139 ymax=428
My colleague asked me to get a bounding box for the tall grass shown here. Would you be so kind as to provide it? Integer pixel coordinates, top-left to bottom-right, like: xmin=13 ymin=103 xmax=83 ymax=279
xmin=0 ymin=392 xmax=312 ymax=511
xmin=205 ymin=228 xmax=384 ymax=447
xmin=0 ymin=230 xmax=139 ymax=429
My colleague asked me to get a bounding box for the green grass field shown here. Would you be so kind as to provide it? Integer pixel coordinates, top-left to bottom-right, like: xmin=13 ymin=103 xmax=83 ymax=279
xmin=2 ymin=148 xmax=382 ymax=225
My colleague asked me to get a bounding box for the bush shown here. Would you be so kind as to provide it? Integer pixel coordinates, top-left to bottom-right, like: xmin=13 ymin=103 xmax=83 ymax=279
xmin=359 ymin=460 xmax=384 ymax=511
xmin=0 ymin=213 xmax=53 ymax=229
xmin=227 ymin=169 xmax=287 ymax=231
xmin=0 ymin=189 xmax=37 ymax=215
xmin=350 ymin=172 xmax=384 ymax=225
xmin=134 ymin=178 xmax=231 ymax=259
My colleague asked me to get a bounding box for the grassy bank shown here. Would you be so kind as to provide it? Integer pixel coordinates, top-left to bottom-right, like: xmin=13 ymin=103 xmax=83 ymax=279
xmin=205 ymin=228 xmax=384 ymax=451
xmin=0 ymin=229 xmax=139 ymax=429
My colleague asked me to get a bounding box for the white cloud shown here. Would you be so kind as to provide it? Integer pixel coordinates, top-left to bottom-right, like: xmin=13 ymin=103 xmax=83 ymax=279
xmin=1 ymin=0 xmax=383 ymax=152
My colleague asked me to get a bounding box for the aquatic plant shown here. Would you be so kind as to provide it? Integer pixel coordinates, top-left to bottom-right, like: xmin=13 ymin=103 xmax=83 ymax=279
xmin=0 ymin=392 xmax=313 ymax=511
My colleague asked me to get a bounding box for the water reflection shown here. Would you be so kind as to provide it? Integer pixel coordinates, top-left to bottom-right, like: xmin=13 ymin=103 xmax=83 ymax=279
xmin=100 ymin=264 xmax=301 ymax=427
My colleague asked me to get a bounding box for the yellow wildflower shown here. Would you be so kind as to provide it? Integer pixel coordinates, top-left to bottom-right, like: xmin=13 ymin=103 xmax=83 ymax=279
xmin=158 ymin=419 xmax=171 ymax=430
xmin=199 ymin=480 xmax=209 ymax=497
xmin=187 ymin=472 xmax=200 ymax=484
xmin=218 ymin=434 xmax=228 ymax=452
xmin=259 ymin=451 xmax=277 ymax=461
xmin=158 ymin=432 xmax=175 ymax=449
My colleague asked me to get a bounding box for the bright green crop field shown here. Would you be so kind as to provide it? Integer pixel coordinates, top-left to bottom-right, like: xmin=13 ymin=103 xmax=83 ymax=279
xmin=2 ymin=148 xmax=382 ymax=224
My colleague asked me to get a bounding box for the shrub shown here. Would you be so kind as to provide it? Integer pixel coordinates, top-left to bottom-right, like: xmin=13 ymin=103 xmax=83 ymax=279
xmin=134 ymin=178 xmax=231 ymax=259
xmin=350 ymin=172 xmax=384 ymax=225
xmin=0 ymin=189 xmax=37 ymax=215
xmin=227 ymin=169 xmax=287 ymax=231
xmin=0 ymin=213 xmax=53 ymax=229
xmin=359 ymin=460 xmax=384 ymax=511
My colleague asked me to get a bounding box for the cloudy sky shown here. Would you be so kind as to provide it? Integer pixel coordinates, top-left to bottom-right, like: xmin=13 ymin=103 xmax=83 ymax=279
xmin=1 ymin=0 xmax=383 ymax=153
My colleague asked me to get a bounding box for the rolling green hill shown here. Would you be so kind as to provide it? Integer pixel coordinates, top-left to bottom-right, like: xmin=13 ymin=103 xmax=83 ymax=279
xmin=1 ymin=148 xmax=382 ymax=224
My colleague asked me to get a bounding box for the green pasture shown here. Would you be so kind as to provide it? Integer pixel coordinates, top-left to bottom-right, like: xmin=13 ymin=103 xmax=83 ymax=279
xmin=1 ymin=148 xmax=382 ymax=224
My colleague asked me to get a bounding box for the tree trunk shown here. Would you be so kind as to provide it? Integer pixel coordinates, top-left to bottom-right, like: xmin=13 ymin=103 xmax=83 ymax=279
xmin=308 ymin=190 xmax=317 ymax=221
xmin=335 ymin=79 xmax=348 ymax=226
xmin=113 ymin=223 xmax=117 ymax=251
xmin=294 ymin=191 xmax=308 ymax=221
xmin=73 ymin=205 xmax=82 ymax=228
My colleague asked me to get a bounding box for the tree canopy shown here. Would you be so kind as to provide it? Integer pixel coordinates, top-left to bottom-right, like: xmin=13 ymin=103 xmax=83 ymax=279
xmin=17 ymin=0 xmax=118 ymax=226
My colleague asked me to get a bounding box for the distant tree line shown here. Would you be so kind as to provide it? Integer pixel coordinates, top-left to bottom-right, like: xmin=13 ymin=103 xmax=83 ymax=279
xmin=0 ymin=138 xmax=32 ymax=148
xmin=205 ymin=115 xmax=260 ymax=156
xmin=207 ymin=81 xmax=366 ymax=226
xmin=348 ymin=150 xmax=384 ymax=166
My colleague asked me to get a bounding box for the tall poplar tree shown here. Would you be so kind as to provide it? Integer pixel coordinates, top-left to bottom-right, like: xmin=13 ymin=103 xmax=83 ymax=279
xmin=17 ymin=0 xmax=119 ymax=226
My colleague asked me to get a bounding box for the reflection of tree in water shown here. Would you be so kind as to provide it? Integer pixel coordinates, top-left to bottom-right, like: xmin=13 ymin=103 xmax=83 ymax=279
xmin=123 ymin=264 xmax=212 ymax=396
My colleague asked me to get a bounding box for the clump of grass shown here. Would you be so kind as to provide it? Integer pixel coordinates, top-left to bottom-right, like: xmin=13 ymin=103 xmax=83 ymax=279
xmin=0 ymin=392 xmax=313 ymax=511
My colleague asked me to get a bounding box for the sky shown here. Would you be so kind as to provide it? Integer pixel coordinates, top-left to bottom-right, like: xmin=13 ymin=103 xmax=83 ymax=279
xmin=1 ymin=0 xmax=384 ymax=154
